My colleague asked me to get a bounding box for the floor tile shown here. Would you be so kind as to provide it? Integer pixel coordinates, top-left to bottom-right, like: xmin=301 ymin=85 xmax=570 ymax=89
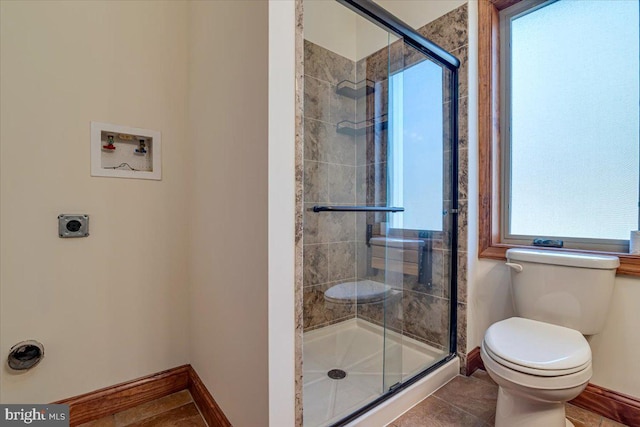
xmin=78 ymin=415 xmax=116 ymax=427
xmin=565 ymin=403 xmax=602 ymax=427
xmin=125 ymin=403 xmax=205 ymax=427
xmin=469 ymin=370 xmax=496 ymax=387
xmin=393 ymin=395 xmax=485 ymax=427
xmin=114 ymin=390 xmax=193 ymax=426
xmin=433 ymin=375 xmax=498 ymax=421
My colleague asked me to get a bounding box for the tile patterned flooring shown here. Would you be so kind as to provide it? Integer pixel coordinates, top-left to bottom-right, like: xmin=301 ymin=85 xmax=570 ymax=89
xmin=78 ymin=390 xmax=207 ymax=427
xmin=390 ymin=370 xmax=629 ymax=427
xmin=75 ymin=370 xmax=629 ymax=427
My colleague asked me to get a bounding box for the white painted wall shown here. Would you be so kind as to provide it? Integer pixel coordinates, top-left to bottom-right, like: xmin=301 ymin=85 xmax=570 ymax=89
xmin=268 ymin=1 xmax=297 ymax=425
xmin=465 ymin=0 xmax=640 ymax=398
xmin=0 ymin=0 xmax=190 ymax=403
xmin=187 ymin=2 xmax=269 ymax=426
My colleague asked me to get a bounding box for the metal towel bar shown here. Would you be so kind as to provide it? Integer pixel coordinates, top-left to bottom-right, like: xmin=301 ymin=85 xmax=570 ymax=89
xmin=312 ymin=205 xmax=404 ymax=213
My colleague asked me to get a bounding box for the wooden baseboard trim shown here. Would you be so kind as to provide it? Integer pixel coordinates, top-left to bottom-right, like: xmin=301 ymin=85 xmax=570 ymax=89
xmin=55 ymin=365 xmax=191 ymax=426
xmin=570 ymin=383 xmax=640 ymax=426
xmin=54 ymin=364 xmax=231 ymax=427
xmin=188 ymin=367 xmax=232 ymax=427
xmin=465 ymin=346 xmax=485 ymax=376
xmin=466 ymin=346 xmax=640 ymax=426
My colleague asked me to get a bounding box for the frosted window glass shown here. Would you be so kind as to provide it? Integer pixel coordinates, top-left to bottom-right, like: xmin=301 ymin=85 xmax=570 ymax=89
xmin=389 ymin=57 xmax=443 ymax=231
xmin=508 ymin=0 xmax=639 ymax=240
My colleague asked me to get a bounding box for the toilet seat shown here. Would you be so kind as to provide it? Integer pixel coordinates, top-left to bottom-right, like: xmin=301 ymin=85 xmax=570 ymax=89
xmin=484 ymin=317 xmax=591 ymax=377
xmin=324 ymin=280 xmax=391 ymax=304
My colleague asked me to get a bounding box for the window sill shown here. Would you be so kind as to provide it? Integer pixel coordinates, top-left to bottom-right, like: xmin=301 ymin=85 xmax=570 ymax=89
xmin=479 ymin=243 xmax=640 ymax=276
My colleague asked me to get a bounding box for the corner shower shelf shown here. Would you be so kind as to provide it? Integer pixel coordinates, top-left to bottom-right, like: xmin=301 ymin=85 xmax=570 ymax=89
xmin=336 ymin=79 xmax=375 ymax=99
xmin=336 ymin=114 xmax=388 ymax=136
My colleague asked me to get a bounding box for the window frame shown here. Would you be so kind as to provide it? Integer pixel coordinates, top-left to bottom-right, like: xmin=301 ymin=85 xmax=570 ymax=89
xmin=478 ymin=0 xmax=640 ymax=275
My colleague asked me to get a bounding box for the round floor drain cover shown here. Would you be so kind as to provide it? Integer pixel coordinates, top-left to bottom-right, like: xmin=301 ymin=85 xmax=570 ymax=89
xmin=327 ymin=369 xmax=347 ymax=380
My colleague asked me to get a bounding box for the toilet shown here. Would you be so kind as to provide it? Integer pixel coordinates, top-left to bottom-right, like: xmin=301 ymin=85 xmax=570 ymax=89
xmin=481 ymin=248 xmax=619 ymax=427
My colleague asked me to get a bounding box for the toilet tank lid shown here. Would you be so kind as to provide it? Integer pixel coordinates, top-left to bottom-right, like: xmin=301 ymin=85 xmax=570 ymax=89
xmin=506 ymin=248 xmax=619 ymax=269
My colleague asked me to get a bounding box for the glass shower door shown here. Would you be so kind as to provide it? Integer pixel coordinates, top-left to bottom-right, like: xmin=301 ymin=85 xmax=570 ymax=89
xmin=302 ymin=1 xmax=458 ymax=425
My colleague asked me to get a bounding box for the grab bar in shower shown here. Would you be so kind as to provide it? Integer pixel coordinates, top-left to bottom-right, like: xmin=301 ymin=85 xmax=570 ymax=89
xmin=312 ymin=205 xmax=405 ymax=213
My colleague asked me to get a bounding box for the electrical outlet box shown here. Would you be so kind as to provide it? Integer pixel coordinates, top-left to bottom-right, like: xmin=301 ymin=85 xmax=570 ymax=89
xmin=90 ymin=121 xmax=161 ymax=180
xmin=58 ymin=214 xmax=89 ymax=238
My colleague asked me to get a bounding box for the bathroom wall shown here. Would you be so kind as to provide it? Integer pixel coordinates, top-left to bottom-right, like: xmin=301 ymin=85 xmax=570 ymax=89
xmin=187 ymin=1 xmax=269 ymax=426
xmin=464 ymin=1 xmax=640 ymax=398
xmin=302 ymin=40 xmax=359 ymax=331
xmin=0 ymin=0 xmax=190 ymax=403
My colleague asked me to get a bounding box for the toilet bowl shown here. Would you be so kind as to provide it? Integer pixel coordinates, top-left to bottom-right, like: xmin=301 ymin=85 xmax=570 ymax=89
xmin=481 ymin=317 xmax=592 ymax=427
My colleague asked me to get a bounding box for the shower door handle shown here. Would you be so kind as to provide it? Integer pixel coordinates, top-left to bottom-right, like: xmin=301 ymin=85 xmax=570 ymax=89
xmin=312 ymin=205 xmax=405 ymax=213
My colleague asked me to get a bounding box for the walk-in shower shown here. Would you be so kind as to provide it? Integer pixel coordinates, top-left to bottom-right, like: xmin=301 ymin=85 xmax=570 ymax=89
xmin=302 ymin=0 xmax=460 ymax=425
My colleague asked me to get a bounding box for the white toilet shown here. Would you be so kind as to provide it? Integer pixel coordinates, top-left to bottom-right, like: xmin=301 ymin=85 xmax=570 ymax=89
xmin=481 ymin=248 xmax=619 ymax=427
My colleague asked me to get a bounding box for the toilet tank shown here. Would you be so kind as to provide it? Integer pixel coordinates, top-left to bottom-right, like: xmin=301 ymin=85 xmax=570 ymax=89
xmin=506 ymin=248 xmax=619 ymax=335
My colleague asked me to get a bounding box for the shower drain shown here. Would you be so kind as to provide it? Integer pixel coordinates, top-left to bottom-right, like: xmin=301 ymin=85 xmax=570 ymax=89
xmin=327 ymin=369 xmax=347 ymax=380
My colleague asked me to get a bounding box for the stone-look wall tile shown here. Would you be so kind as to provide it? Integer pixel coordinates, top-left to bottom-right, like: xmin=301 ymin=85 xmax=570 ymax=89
xmin=459 ymin=96 xmax=468 ymax=150
xmin=356 ymin=165 xmax=367 ymax=205
xmin=459 ymin=148 xmax=468 ymax=200
xmin=426 ymin=249 xmax=445 ymax=298
xmin=303 ymin=244 xmax=329 ymax=287
xmin=355 ymin=132 xmax=367 ymax=167
xmin=330 ymin=90 xmax=356 ymax=125
xmin=372 ymin=80 xmax=389 ymax=120
xmin=294 ymin=1 xmax=303 ymax=423
xmin=328 ymin=164 xmax=356 ymax=204
xmin=457 ymin=301 xmax=468 ymax=361
xmin=403 ymin=292 xmax=450 ymax=347
xmin=304 ymin=118 xmax=356 ymax=165
xmin=304 ymin=76 xmax=330 ymax=122
xmin=453 ymin=45 xmax=468 ymax=98
xmin=324 ymin=211 xmax=356 ymax=243
xmin=328 ymin=241 xmax=356 ymax=282
xmin=457 ymin=200 xmax=468 ymax=253
xmin=417 ymin=4 xmax=468 ymax=53
xmin=303 ymin=203 xmax=319 ymax=244
xmin=357 ymin=291 xmax=404 ymax=332
xmin=356 ymin=241 xmax=368 ymax=278
xmin=367 ymin=162 xmax=387 ymax=206
xmin=304 ymin=40 xmax=354 ymax=85
xmin=364 ymin=48 xmax=389 ymax=83
xmin=304 ymin=160 xmax=328 ymax=203
xmin=303 ymin=204 xmax=356 ymax=245
xmin=366 ymin=126 xmax=388 ymax=166
xmin=303 ymin=283 xmax=355 ymax=330
xmin=356 ymin=212 xmax=368 ymax=242
xmin=443 ymin=149 xmax=452 ymax=203
xmin=457 ymin=251 xmax=467 ymax=304
xmin=356 ymin=93 xmax=367 ymax=125
xmin=442 ymin=249 xmax=452 ymax=300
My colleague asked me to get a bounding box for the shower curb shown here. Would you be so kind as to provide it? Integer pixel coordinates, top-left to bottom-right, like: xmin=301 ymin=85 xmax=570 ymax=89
xmin=54 ymin=365 xmax=231 ymax=427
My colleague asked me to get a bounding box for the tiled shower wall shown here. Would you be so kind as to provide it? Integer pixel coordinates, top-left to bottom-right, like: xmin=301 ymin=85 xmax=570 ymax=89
xmin=302 ymin=41 xmax=360 ymax=331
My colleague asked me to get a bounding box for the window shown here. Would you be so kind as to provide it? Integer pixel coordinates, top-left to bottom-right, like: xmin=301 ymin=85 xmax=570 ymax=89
xmin=479 ymin=0 xmax=640 ymax=273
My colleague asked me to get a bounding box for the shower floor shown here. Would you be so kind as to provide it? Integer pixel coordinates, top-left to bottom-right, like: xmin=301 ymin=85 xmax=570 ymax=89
xmin=303 ymin=318 xmax=447 ymax=427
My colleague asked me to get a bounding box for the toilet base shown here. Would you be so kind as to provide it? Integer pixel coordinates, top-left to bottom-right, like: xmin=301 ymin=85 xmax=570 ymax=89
xmin=495 ymin=387 xmax=574 ymax=427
